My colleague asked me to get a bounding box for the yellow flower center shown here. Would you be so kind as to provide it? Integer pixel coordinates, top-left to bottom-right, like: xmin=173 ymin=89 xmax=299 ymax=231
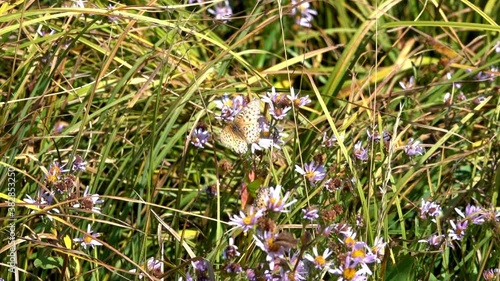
xmin=83 ymin=234 xmax=93 ymax=244
xmin=269 ymin=198 xmax=282 ymax=206
xmin=47 ymin=165 xmax=61 ymax=183
xmin=343 ymin=267 xmax=356 ymax=280
xmin=305 ymin=171 xmax=316 ymax=181
xmin=47 ymin=174 xmax=58 ymax=183
xmin=352 ymin=249 xmax=365 ymax=259
xmin=243 ymin=216 xmax=252 ymax=225
xmin=345 ymin=237 xmax=356 ymax=247
xmin=49 ymin=165 xmax=61 ymax=176
xmin=314 ymin=255 xmax=326 ymax=266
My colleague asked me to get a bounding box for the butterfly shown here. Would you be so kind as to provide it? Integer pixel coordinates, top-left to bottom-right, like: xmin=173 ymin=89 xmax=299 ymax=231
xmin=252 ymin=186 xmax=270 ymax=210
xmin=220 ymin=99 xmax=261 ymax=154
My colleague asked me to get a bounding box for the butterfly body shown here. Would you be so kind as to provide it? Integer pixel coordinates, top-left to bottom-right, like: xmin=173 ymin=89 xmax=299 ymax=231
xmin=220 ymin=99 xmax=261 ymax=154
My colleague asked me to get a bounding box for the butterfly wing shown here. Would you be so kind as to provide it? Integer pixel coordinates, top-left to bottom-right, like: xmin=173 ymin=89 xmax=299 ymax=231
xmin=234 ymin=99 xmax=261 ymax=144
xmin=220 ymin=123 xmax=248 ymax=154
xmin=253 ymin=187 xmax=270 ymax=210
xmin=220 ymin=99 xmax=261 ymax=154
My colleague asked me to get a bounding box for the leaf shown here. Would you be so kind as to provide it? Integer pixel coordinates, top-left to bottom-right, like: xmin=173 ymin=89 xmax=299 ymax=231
xmin=246 ymin=177 xmax=262 ymax=197
xmin=63 ymin=235 xmax=72 ymax=249
xmin=424 ymin=36 xmax=460 ymax=60
xmin=34 ymin=256 xmax=63 ymax=270
xmin=384 ymin=254 xmax=416 ymax=281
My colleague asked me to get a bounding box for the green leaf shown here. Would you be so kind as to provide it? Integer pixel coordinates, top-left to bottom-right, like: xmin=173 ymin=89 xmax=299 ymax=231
xmin=247 ymin=178 xmax=262 ymax=197
xmin=34 ymin=256 xmax=63 ymax=270
xmin=385 ymin=254 xmax=416 ymax=281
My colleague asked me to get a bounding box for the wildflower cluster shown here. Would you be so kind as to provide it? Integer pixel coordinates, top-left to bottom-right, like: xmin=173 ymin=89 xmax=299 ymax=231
xmin=261 ymin=87 xmax=292 ymax=121
xmin=440 ymin=56 xmax=498 ymax=105
xmin=324 ymin=121 xmax=424 ymax=166
xmin=418 ymin=200 xmax=499 ymax=249
xmin=190 ymin=0 xmax=320 ymax=29
xmin=23 ymin=155 xmax=104 ymax=250
xmin=331 ymin=226 xmax=386 ymax=281
xmin=225 ymin=182 xmax=386 ymax=280
xmin=262 ymin=87 xmax=310 ymax=120
xmin=214 ymin=94 xmax=247 ymax=122
xmin=260 ymin=87 xmax=310 ymax=151
xmin=7 ymin=0 xmax=500 ymax=278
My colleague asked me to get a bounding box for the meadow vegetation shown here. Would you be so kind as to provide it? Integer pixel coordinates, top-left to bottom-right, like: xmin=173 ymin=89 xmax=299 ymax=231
xmin=0 ymin=0 xmax=499 ymax=280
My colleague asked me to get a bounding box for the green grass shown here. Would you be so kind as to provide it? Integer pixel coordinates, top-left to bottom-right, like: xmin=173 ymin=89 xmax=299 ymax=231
xmin=0 ymin=0 xmax=499 ymax=280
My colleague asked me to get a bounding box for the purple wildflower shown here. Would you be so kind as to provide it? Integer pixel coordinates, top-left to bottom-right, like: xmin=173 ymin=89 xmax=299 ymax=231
xmin=455 ymin=204 xmax=485 ymax=225
xmin=302 ymin=206 xmax=319 ymax=221
xmin=291 ymin=0 xmax=317 ymax=28
xmin=399 ymin=76 xmax=415 ymax=90
xmin=71 ymin=155 xmax=87 ymax=172
xmin=228 ymin=207 xmax=265 ymax=232
xmin=420 ymin=199 xmax=442 ymax=220
xmin=222 ymin=237 xmax=240 ymax=260
xmin=448 ymin=220 xmax=468 ymax=241
xmin=418 ymin=234 xmax=445 ymax=248
xmin=330 ymin=255 xmax=371 ymax=281
xmin=322 ymin=132 xmax=337 ymax=147
xmin=353 ymin=141 xmax=368 ymax=161
xmin=73 ymin=224 xmax=102 ymax=249
xmin=264 ymin=185 xmax=297 ymax=213
xmin=304 ymin=246 xmax=334 ymax=271
xmin=208 ymin=0 xmax=232 ymax=22
xmin=350 ymin=241 xmax=377 ymax=270
xmin=253 ymin=231 xmax=287 ymax=269
xmin=483 ymin=268 xmax=500 ymax=280
xmin=72 ymin=186 xmax=104 ymax=214
xmin=404 ymin=138 xmax=425 ymax=156
xmin=295 ymin=161 xmax=326 ymax=185
xmin=287 ymin=87 xmax=311 ymax=107
xmin=190 ymin=128 xmax=210 ymax=148
xmin=262 ymin=87 xmax=292 ymax=120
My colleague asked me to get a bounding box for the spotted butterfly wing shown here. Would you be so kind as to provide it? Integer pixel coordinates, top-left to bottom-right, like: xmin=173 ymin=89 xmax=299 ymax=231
xmin=220 ymin=99 xmax=261 ymax=154
xmin=253 ymin=186 xmax=270 ymax=210
xmin=220 ymin=125 xmax=248 ymax=154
